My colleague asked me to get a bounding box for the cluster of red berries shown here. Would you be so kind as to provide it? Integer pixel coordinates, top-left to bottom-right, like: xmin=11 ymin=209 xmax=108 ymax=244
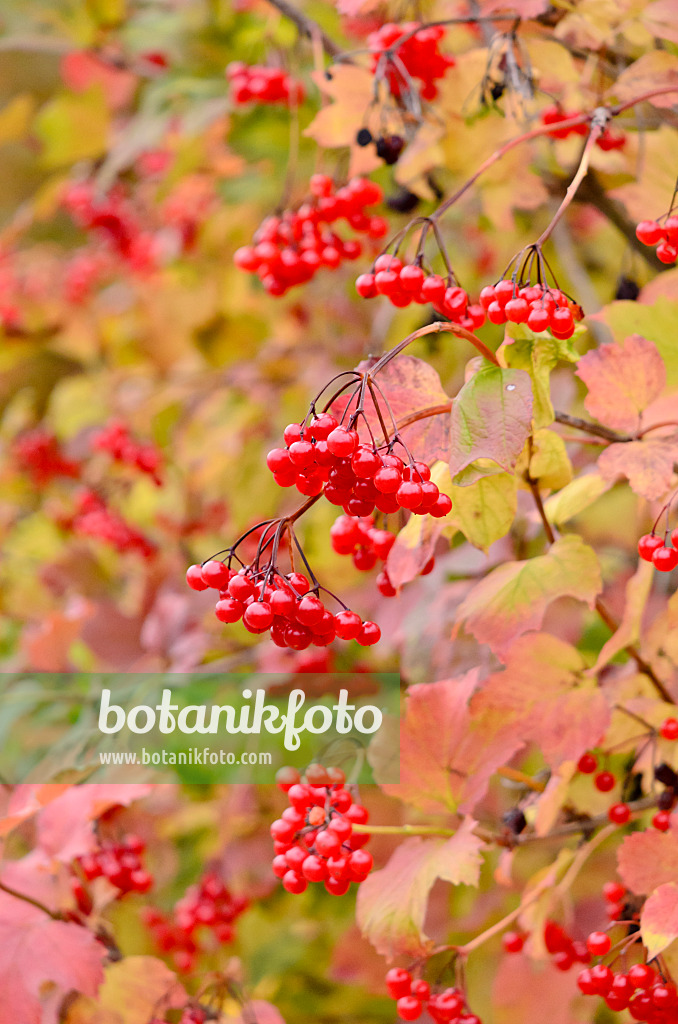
xmin=266 ymin=413 xmax=453 ymax=518
xmin=233 ymin=175 xmax=386 ymax=296
xmin=91 ymin=419 xmax=163 ymax=486
xmin=356 ymin=255 xmax=486 ymax=329
xmin=13 ymin=428 xmax=80 ymax=486
xmin=385 ymin=968 xmax=480 ymax=1023
xmin=226 ymin=61 xmax=305 ymax=106
xmin=62 ymin=181 xmax=159 ymax=272
xmin=541 ymin=105 xmax=626 ymax=150
xmin=601 ymin=880 xmax=630 ymax=923
xmin=143 ymin=871 xmax=248 ymax=974
xmin=577 ymin=748 xmax=678 ymax=831
xmin=271 ymin=764 xmax=372 ymax=896
xmin=67 ymin=488 xmax=156 ymax=558
xmin=478 ymin=279 xmax=581 ymax=338
xmin=70 ymin=834 xmax=152 ymax=917
xmin=503 ymin=920 xmax=591 ymax=971
xmin=639 ymin=532 xmax=678 ymax=573
xmin=636 ymin=217 xmax=678 ymax=265
xmin=186 ymin=559 xmax=381 ymax=648
xmin=63 ymin=250 xmax=111 ymax=304
xmin=578 ymin=960 xmax=677 ymax=1017
xmin=330 ymin=513 xmax=435 ymax=595
xmin=367 ymin=23 xmax=454 ymax=101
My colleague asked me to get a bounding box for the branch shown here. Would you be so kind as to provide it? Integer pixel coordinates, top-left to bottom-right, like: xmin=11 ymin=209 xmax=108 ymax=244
xmin=0 ymin=880 xmax=62 ymax=920
xmin=595 ymin=597 xmax=676 ymax=704
xmin=264 ymin=0 xmax=343 ymax=58
xmin=554 ymin=411 xmax=631 ymax=443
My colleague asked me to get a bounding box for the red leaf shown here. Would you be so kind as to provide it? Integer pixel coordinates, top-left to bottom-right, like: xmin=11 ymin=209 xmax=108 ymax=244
xmin=470 ymin=633 xmax=610 ymax=767
xmin=0 ymin=892 xmax=105 ymax=1024
xmin=641 ymin=882 xmax=678 ymax=959
xmin=36 ymin=783 xmax=153 ymax=862
xmin=576 ymin=335 xmax=666 ymax=431
xmin=356 ymin=819 xmax=486 ymax=959
xmin=617 ymin=822 xmax=678 ymax=894
xmin=382 ymin=670 xmax=524 ymax=814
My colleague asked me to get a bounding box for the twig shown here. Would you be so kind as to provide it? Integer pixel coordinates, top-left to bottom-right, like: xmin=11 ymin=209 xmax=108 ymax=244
xmin=264 ymin=0 xmax=343 ymax=58
xmin=595 ymin=597 xmax=675 ymax=704
xmin=553 ymin=412 xmax=631 ymax=443
xmin=0 ymin=880 xmax=62 ymax=920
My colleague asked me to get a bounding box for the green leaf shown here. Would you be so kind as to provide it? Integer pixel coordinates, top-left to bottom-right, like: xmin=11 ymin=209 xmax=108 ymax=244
xmin=444 ymin=465 xmax=517 ymax=552
xmin=34 ymin=87 xmax=110 ymax=167
xmin=542 ymin=471 xmax=613 ymax=526
xmin=453 ymin=534 xmax=602 ymax=657
xmin=449 ymin=366 xmax=533 ymax=482
xmin=499 ymin=326 xmax=579 ymax=428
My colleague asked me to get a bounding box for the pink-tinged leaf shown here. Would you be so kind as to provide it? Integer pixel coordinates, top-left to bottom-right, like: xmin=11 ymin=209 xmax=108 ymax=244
xmin=610 ymin=52 xmax=678 ymax=108
xmin=643 ymin=1 xmax=678 ymax=46
xmin=386 ymin=515 xmax=444 ymax=589
xmin=641 ymin=883 xmax=678 ymax=959
xmin=233 ymin=1001 xmax=286 ymax=1024
xmin=618 ymin=824 xmax=678 ymax=894
xmin=37 ymin=784 xmax=152 ymax=862
xmin=575 ymin=335 xmax=666 ymax=432
xmin=452 ymin=534 xmax=602 ymax=658
xmin=492 ymin=948 xmax=588 ymax=1024
xmin=593 ymin=560 xmax=654 ymax=670
xmin=0 ymin=785 xmax=71 ymax=838
xmin=0 ymin=891 xmax=105 ymax=1024
xmin=356 ymin=354 xmax=452 ymax=464
xmin=598 ymin=436 xmax=678 ymax=500
xmin=356 ymin=818 xmax=486 ymax=959
xmin=60 ymin=52 xmax=137 ymax=111
xmin=476 ymin=0 xmax=549 ymax=14
xmin=64 ymin=956 xmax=186 ymax=1024
xmin=382 ymin=671 xmax=524 ymax=814
xmin=470 ymin=633 xmax=610 ymax=767
xmin=449 ymin=366 xmax=533 ymax=480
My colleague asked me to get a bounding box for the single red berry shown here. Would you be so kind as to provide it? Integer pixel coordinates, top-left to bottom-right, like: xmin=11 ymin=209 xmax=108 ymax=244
xmin=385 ymin=968 xmax=412 ymax=1000
xmin=243 ymin=601 xmax=273 ymax=631
xmin=186 ymin=564 xmax=209 ymax=591
xmin=410 ymin=980 xmax=430 ymax=1001
xmin=586 ymin=931 xmax=611 ymax=956
xmin=201 ymin=559 xmax=231 ymax=588
xmin=638 ymin=533 xmax=664 ymax=561
xmin=327 ymin=427 xmax=358 ymax=457
xmin=215 ymin=598 xmax=244 ymax=623
xmin=661 ymin=717 xmax=678 ymax=740
xmin=502 ymin=931 xmax=525 ymax=953
xmin=356 ymin=620 xmax=381 ymax=646
xmin=594 ymin=771 xmax=615 ymax=793
xmin=396 ymin=996 xmax=423 ymax=1021
xmin=653 ymin=545 xmax=678 ymax=572
xmin=628 ymin=964 xmax=656 ymax=990
xmin=334 ymin=609 xmax=363 ymax=640
xmin=653 ymin=811 xmax=671 ymax=831
xmin=282 ymin=869 xmax=307 ymax=894
xmin=657 ymin=240 xmax=678 ymax=264
xmin=397 ymin=480 xmax=423 ymax=510
xmin=356 ymin=273 xmax=377 ymax=298
xmin=635 ymin=220 xmax=664 ymax=246
xmin=602 ymin=881 xmax=626 ymax=903
xmin=577 ymin=752 xmax=597 ymax=774
xmin=608 ymin=802 xmax=631 ymax=825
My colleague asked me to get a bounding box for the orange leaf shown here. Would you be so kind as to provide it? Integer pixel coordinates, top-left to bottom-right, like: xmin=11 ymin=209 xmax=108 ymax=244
xmin=597 ymin=436 xmax=678 ymax=500
xmin=641 ymin=882 xmax=678 ymax=959
xmin=575 ymin=335 xmax=666 ymax=432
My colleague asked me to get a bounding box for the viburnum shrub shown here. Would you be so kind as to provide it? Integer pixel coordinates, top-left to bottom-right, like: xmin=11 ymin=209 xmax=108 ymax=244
xmin=4 ymin=2 xmax=678 ymax=1024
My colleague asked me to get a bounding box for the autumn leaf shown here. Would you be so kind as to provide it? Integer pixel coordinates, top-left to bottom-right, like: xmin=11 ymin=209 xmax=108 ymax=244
xmin=34 ymin=87 xmax=110 ymax=167
xmin=386 ymin=514 xmax=444 ymax=589
xmin=449 ymin=366 xmax=533 ymax=481
xmin=452 ymin=535 xmax=602 ymax=658
xmin=618 ymin=825 xmax=678 ymax=894
xmin=575 ymin=335 xmax=666 ymax=432
xmin=63 ymin=957 xmax=185 ymax=1024
xmin=356 ymin=819 xmax=486 ymax=959
xmin=36 ymin=783 xmax=152 ymax=862
xmin=591 ymin=298 xmax=678 ymax=389
xmin=357 ymin=354 xmax=452 ymax=463
xmin=470 ymin=633 xmax=610 ymax=767
xmin=449 ymin=471 xmax=517 ymax=552
xmin=523 ymin=429 xmax=573 ymax=492
xmin=500 ymin=326 xmax=578 ymax=428
xmin=543 ymin=471 xmax=613 ymax=527
xmin=641 ymin=883 xmax=678 ymax=959
xmin=381 ymin=671 xmax=524 ymax=815
xmin=305 ymin=65 xmax=377 ymax=157
xmin=0 ymin=891 xmax=105 ymax=1024
xmin=593 ymin=560 xmax=654 ymax=671
xmin=598 ymin=436 xmax=678 ymax=500
xmin=610 ymin=52 xmax=678 ymax=109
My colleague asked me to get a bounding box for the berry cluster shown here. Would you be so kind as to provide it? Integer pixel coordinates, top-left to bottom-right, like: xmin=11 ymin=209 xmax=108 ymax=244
xmin=266 ymin=414 xmax=453 ymax=518
xmin=72 ymin=834 xmax=153 ymax=916
xmin=479 ymin=279 xmax=581 ymax=338
xmin=367 ymin=23 xmax=454 ymax=101
xmin=233 ymin=175 xmax=386 ymax=296
xmin=91 ymin=419 xmax=163 ymax=486
xmin=330 ymin=513 xmax=435 ymax=596
xmin=63 ymin=250 xmax=111 ymax=304
xmin=186 ymin=559 xmax=381 ymax=648
xmin=356 ymin=255 xmax=486 ymax=329
xmin=578 ymin=960 xmax=677 ymax=1017
xmin=62 ymin=181 xmax=159 ymax=271
xmin=68 ymin=488 xmax=156 ymax=558
xmin=541 ymin=105 xmax=626 ymax=150
xmin=636 ymin=217 xmax=678 ymax=265
xmin=271 ymin=765 xmax=372 ymax=896
xmin=385 ymin=968 xmax=480 ymax=1023
xmin=144 ymin=871 xmax=248 ymax=973
xmin=226 ymin=62 xmax=305 ymax=106
xmin=639 ymin=531 xmax=678 ymax=571
xmin=13 ymin=429 xmax=80 ymax=485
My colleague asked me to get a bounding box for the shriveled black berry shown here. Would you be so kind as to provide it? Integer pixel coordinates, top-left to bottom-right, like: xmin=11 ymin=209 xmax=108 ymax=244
xmin=376 ymin=134 xmax=405 ymax=165
xmin=655 ymin=762 xmax=678 ymax=789
xmin=386 ymin=188 xmax=420 ymax=214
xmin=503 ymin=808 xmax=527 ymax=834
xmin=356 ymin=128 xmax=373 ymax=147
xmin=658 ymin=787 xmax=676 ymax=811
xmin=614 ymin=275 xmax=640 ymax=301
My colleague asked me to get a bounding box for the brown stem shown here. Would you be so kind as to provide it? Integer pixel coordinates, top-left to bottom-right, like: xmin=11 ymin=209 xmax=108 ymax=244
xmin=264 ymin=0 xmax=343 ymax=57
xmin=0 ymin=880 xmax=62 ymax=920
xmin=554 ymin=412 xmax=631 ymax=443
xmin=535 ymin=121 xmax=603 ymax=247
xmin=595 ymin=598 xmax=675 ymax=704
xmin=526 ymin=474 xmax=556 ymax=544
xmin=370 ymin=320 xmax=500 ymax=377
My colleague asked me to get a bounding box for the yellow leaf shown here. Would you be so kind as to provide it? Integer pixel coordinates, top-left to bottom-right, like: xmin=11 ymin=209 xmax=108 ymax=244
xmin=64 ymin=956 xmax=185 ymax=1024
xmin=34 ymin=86 xmax=110 ymax=167
xmin=305 ymin=66 xmax=375 ymax=149
xmin=0 ymin=94 xmax=35 ymax=144
xmin=526 ymin=429 xmax=573 ymax=491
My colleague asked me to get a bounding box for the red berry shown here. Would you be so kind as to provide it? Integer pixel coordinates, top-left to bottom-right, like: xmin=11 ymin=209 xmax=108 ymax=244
xmin=356 ymin=273 xmax=377 ymax=298
xmin=660 ymin=717 xmax=678 ymax=740
xmin=638 ymin=533 xmax=664 ymax=561
xmin=502 ymin=931 xmax=525 ymax=953
xmin=628 ymin=964 xmax=656 ymax=990
xmin=586 ymin=931 xmax=611 ymax=956
xmin=396 ymin=996 xmax=423 ymax=1021
xmin=186 ymin=564 xmax=209 ymax=591
xmin=653 ymin=811 xmax=671 ymax=831
xmin=201 ymin=559 xmax=231 ymax=588
xmin=577 ymin=752 xmax=597 ymax=774
xmin=215 ymin=598 xmax=245 ymax=623
xmin=327 ymin=427 xmax=358 ymax=457
xmin=397 ymin=480 xmax=423 ymax=509
xmin=594 ymin=771 xmax=615 ymax=792
xmin=653 ymin=545 xmax=678 ymax=572
xmin=334 ymin=609 xmax=363 ymax=640
xmin=635 ymin=220 xmax=664 ymax=246
xmin=356 ymin=620 xmax=381 ymax=646
xmin=608 ymin=802 xmax=630 ymax=825
xmin=657 ymin=240 xmax=678 ymax=264
xmin=385 ymin=968 xmax=412 ymax=999
xmin=282 ymin=870 xmax=307 ymax=894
